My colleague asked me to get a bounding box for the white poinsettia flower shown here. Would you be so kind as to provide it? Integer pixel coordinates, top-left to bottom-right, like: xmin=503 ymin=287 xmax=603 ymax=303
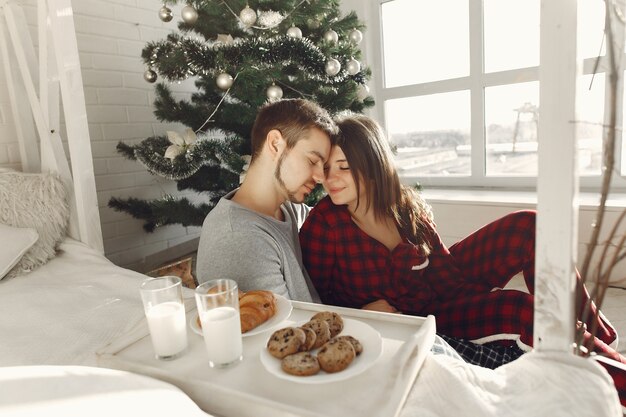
xmin=164 ymin=128 xmax=197 ymax=160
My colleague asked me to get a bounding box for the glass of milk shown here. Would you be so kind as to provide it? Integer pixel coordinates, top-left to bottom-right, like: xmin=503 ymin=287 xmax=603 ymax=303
xmin=140 ymin=276 xmax=188 ymax=360
xmin=194 ymin=279 xmax=243 ymax=368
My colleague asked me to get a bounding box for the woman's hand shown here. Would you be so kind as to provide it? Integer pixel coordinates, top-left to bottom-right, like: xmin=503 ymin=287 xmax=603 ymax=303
xmin=361 ymin=299 xmax=401 ymax=314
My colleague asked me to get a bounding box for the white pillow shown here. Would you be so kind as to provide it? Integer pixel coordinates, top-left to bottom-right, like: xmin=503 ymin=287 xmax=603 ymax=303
xmin=0 ymin=170 xmax=69 ymax=278
xmin=0 ymin=223 xmax=39 ymax=280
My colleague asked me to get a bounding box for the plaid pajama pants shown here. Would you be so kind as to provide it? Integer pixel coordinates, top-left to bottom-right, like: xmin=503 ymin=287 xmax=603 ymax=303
xmin=429 ymin=210 xmax=616 ymax=350
xmin=428 ymin=210 xmax=625 ymax=406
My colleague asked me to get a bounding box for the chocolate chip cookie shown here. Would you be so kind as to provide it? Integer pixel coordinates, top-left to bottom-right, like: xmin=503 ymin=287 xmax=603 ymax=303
xmin=317 ymin=338 xmax=356 ymax=373
xmin=267 ymin=327 xmax=306 ymax=359
xmin=301 ymin=318 xmax=331 ymax=349
xmin=335 ymin=335 xmax=363 ymax=356
xmin=311 ymin=311 xmax=344 ymax=338
xmin=298 ymin=326 xmax=317 ymax=351
xmin=281 ymin=352 xmax=321 ymax=376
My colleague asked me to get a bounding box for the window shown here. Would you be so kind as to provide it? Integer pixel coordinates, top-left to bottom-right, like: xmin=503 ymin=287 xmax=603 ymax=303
xmin=374 ymin=0 xmax=625 ymax=189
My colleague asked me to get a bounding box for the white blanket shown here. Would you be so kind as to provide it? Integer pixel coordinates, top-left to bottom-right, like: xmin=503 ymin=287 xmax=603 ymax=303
xmin=0 ymin=238 xmax=147 ymax=366
xmin=403 ymin=351 xmax=622 ymax=417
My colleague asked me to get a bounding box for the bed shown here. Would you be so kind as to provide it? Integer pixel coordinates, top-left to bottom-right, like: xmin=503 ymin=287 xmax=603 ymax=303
xmin=0 ymin=1 xmax=209 ymax=415
xmin=0 ymin=1 xmax=623 ymax=416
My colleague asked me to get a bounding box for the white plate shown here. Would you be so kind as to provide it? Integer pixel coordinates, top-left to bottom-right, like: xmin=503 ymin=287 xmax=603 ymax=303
xmin=259 ymin=318 xmax=383 ymax=384
xmin=189 ymin=294 xmax=292 ymax=338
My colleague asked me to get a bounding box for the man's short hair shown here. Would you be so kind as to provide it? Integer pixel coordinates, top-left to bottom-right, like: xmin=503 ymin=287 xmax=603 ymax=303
xmin=250 ymin=99 xmax=337 ymax=160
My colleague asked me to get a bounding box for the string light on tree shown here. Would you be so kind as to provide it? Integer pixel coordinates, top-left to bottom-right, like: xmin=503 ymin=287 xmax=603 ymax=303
xmin=216 ymin=72 xmax=234 ymax=90
xmin=144 ymin=68 xmax=157 ymax=83
xmin=266 ymin=83 xmax=283 ymax=101
xmin=181 ymin=3 xmax=198 ymax=25
xmin=348 ymin=29 xmax=363 ymax=44
xmin=346 ymin=58 xmax=360 ymax=75
xmin=239 ymin=5 xmax=257 ymax=27
xmin=158 ymin=5 xmax=173 ymax=22
xmin=325 ymin=58 xmax=341 ymax=76
xmin=287 ymin=26 xmax=303 ymax=38
xmin=323 ymin=29 xmax=338 ymax=44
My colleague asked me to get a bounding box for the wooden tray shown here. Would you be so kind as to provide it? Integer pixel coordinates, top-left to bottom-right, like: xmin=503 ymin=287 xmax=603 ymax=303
xmin=96 ymin=300 xmax=430 ymax=417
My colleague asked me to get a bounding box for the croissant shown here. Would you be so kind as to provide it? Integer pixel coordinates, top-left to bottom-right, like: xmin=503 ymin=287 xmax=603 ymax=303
xmin=239 ymin=290 xmax=276 ymax=333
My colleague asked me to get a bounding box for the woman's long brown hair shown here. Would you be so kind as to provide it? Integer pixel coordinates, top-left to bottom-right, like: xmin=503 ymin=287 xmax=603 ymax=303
xmin=334 ymin=113 xmax=433 ymax=254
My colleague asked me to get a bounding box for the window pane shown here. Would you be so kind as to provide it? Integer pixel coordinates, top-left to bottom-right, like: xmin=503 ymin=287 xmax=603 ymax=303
xmin=485 ymin=82 xmax=539 ymax=176
xmin=385 ymin=91 xmax=471 ymax=176
xmin=578 ymin=0 xmax=605 ymax=59
xmin=381 ymin=0 xmax=469 ymax=88
xmin=578 ymin=73 xmax=604 ymax=176
xmin=484 ymin=0 xmax=539 ymax=73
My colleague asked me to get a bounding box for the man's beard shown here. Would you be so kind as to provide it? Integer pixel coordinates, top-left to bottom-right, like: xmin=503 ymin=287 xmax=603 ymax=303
xmin=274 ymin=150 xmax=302 ymax=203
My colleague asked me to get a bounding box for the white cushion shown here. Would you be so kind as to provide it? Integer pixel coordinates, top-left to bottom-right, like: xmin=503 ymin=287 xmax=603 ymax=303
xmin=0 ymin=170 xmax=69 ymax=278
xmin=0 ymin=224 xmax=38 ymax=280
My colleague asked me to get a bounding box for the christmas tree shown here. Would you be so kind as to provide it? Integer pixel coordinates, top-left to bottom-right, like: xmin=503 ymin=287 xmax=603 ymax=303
xmin=108 ymin=0 xmax=374 ymax=232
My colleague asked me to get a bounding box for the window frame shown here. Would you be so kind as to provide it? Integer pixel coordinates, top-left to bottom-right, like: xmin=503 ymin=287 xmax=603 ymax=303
xmin=369 ymin=0 xmax=626 ymax=192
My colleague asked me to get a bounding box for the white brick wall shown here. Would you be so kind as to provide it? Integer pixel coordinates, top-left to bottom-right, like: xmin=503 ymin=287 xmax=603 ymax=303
xmin=0 ymin=0 xmax=202 ymax=270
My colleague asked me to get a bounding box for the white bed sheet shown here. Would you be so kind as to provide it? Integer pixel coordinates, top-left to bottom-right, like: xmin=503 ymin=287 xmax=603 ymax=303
xmin=0 ymin=238 xmax=147 ymax=366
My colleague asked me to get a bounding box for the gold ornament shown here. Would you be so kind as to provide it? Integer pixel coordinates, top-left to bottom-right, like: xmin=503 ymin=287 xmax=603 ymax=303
xmin=266 ymin=83 xmax=283 ymax=101
xmin=239 ymin=5 xmax=257 ymax=27
xmin=143 ymin=69 xmax=157 ymax=83
xmin=181 ymin=4 xmax=198 ymax=25
xmin=349 ymin=29 xmax=363 ymax=44
xmin=216 ymin=73 xmax=234 ymax=90
xmin=325 ymin=58 xmax=341 ymax=76
xmin=346 ymin=58 xmax=361 ymax=75
xmin=158 ymin=5 xmax=173 ymax=22
xmin=323 ymin=29 xmax=338 ymax=44
xmin=286 ymin=26 xmax=302 ymax=39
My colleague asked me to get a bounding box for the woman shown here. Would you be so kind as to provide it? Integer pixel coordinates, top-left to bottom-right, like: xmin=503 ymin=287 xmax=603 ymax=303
xmin=299 ymin=114 xmax=625 ymax=403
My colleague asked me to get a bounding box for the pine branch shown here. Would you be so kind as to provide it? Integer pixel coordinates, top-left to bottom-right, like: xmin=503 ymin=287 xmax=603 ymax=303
xmin=116 ymin=141 xmax=137 ymax=160
xmin=108 ymin=195 xmax=214 ymax=232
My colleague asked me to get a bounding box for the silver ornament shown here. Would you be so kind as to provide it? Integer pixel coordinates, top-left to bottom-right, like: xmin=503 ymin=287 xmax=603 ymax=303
xmin=325 ymin=58 xmax=341 ymax=76
xmin=143 ymin=69 xmax=157 ymax=83
xmin=181 ymin=4 xmax=198 ymax=25
xmin=323 ymin=29 xmax=338 ymax=44
xmin=349 ymin=29 xmax=363 ymax=44
xmin=286 ymin=26 xmax=302 ymax=39
xmin=346 ymin=58 xmax=361 ymax=75
xmin=216 ymin=73 xmax=234 ymax=90
xmin=239 ymin=5 xmax=257 ymax=27
xmin=357 ymin=84 xmax=370 ymax=101
xmin=158 ymin=5 xmax=173 ymax=22
xmin=266 ymin=84 xmax=283 ymax=101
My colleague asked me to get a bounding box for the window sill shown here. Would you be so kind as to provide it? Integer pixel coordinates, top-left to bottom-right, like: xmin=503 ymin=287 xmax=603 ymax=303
xmin=421 ymin=188 xmax=626 ymax=211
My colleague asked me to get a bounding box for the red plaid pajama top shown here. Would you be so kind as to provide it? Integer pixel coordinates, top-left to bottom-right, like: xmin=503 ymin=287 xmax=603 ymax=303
xmin=299 ymin=196 xmax=615 ymax=349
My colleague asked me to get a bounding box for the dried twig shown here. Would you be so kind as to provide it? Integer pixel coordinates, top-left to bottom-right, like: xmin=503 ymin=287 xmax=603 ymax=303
xmin=578 ymin=0 xmax=624 ymax=354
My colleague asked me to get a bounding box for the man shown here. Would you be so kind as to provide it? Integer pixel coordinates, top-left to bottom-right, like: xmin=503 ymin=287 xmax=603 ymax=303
xmin=196 ymin=98 xmax=337 ymax=302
